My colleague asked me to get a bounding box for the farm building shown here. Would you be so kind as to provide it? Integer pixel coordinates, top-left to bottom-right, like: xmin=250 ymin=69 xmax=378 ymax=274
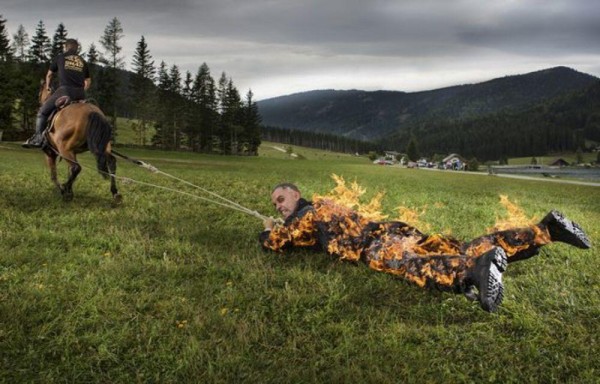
xmin=549 ymin=158 xmax=569 ymax=167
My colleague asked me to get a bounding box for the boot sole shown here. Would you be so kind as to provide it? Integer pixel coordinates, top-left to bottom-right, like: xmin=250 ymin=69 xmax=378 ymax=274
xmin=479 ymin=248 xmax=507 ymax=313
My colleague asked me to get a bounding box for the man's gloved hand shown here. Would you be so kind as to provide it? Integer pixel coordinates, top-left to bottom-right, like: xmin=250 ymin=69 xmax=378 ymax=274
xmin=263 ymin=217 xmax=275 ymax=231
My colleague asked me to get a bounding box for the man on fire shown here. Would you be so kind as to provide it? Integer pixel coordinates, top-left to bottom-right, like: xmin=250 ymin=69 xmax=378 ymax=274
xmin=259 ymin=182 xmax=591 ymax=312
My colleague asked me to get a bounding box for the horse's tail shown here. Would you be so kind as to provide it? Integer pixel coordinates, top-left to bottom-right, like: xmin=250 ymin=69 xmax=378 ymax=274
xmin=86 ymin=112 xmax=112 ymax=178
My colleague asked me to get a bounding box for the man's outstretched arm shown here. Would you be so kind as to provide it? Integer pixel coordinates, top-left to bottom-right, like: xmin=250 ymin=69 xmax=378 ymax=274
xmin=260 ymin=212 xmax=319 ymax=252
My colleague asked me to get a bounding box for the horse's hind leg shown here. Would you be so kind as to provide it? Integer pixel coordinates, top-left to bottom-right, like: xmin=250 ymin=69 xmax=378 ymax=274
xmin=62 ymin=153 xmax=81 ymax=202
xmin=107 ymin=153 xmax=122 ymax=204
xmin=44 ymin=151 xmax=61 ymax=194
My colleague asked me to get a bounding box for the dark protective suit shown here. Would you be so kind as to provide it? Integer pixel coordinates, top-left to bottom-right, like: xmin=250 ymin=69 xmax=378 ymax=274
xmin=260 ymin=198 xmax=551 ymax=293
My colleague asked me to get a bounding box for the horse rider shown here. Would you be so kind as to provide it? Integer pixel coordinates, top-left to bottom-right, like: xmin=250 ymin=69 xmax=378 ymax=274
xmin=22 ymin=38 xmax=91 ymax=149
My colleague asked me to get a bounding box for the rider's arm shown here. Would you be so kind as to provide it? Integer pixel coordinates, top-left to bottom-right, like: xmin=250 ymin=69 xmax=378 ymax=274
xmin=84 ymin=78 xmax=91 ymax=91
xmin=45 ymin=70 xmax=53 ymax=91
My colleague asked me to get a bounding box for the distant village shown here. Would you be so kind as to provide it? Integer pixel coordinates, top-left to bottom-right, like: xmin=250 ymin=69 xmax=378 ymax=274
xmin=373 ymin=152 xmax=470 ymax=170
xmin=371 ymin=150 xmax=598 ymax=172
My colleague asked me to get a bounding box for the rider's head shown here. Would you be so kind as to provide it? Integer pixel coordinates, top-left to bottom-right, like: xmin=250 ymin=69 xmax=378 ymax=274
xmin=64 ymin=39 xmax=79 ymax=53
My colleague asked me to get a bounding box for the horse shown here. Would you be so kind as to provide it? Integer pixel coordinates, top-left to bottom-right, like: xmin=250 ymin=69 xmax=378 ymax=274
xmin=38 ymin=81 xmax=122 ymax=203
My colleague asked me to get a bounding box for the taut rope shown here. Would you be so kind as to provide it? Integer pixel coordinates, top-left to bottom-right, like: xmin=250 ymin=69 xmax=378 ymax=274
xmin=47 ymin=146 xmax=269 ymax=221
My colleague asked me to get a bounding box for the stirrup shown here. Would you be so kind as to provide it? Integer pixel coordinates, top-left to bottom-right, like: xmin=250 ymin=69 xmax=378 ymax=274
xmin=22 ymin=136 xmax=43 ymax=149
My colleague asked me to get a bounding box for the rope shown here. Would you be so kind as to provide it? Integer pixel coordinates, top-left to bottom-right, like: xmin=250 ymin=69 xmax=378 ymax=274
xmin=112 ymin=149 xmax=264 ymax=218
xmin=46 ymin=146 xmax=269 ymax=221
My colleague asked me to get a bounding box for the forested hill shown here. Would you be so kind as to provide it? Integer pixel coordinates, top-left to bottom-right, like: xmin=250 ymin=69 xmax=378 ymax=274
xmin=384 ymin=79 xmax=600 ymax=161
xmin=257 ymin=67 xmax=599 ymax=141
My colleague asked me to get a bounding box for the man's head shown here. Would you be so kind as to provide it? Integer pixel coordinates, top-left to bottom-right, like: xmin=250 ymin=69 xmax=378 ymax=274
xmin=271 ymin=183 xmax=301 ymax=219
xmin=64 ymin=39 xmax=79 ymax=53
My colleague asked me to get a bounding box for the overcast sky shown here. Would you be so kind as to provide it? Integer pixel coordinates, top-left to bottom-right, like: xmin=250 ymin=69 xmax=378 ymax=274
xmin=3 ymin=0 xmax=600 ymax=100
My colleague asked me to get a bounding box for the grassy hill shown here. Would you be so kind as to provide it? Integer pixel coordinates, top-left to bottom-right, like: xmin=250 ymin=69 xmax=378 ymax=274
xmin=0 ymin=142 xmax=598 ymax=382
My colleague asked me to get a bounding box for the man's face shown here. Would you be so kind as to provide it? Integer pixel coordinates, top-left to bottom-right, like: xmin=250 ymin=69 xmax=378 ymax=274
xmin=271 ymin=187 xmax=300 ymax=219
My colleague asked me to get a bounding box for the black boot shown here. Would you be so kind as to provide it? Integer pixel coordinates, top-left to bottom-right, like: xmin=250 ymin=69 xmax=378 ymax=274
xmin=540 ymin=210 xmax=591 ymax=249
xmin=465 ymin=247 xmax=507 ymax=312
xmin=22 ymin=115 xmax=47 ymax=148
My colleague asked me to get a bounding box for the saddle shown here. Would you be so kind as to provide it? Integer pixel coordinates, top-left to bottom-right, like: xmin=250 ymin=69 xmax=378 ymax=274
xmin=41 ymin=97 xmax=88 ymax=149
xmin=45 ymin=97 xmax=87 ymax=133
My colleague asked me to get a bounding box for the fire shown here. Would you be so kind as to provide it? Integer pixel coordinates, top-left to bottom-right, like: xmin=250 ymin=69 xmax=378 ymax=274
xmin=489 ymin=195 xmax=537 ymax=232
xmin=394 ymin=205 xmax=430 ymax=232
xmin=265 ymin=175 xmax=549 ymax=264
xmin=313 ymin=174 xmax=388 ymax=221
xmin=263 ymin=176 xmax=553 ymax=293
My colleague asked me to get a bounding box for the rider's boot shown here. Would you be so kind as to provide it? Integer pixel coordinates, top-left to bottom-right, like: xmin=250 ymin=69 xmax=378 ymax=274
xmin=22 ymin=115 xmax=48 ymax=149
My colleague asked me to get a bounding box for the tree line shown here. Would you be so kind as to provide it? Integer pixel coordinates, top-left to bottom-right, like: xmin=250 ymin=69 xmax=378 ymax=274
xmin=0 ymin=15 xmax=262 ymax=155
xmin=262 ymin=125 xmax=379 ymax=154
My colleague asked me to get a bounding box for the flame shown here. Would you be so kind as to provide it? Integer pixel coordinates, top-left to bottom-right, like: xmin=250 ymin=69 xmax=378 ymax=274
xmin=489 ymin=195 xmax=537 ymax=232
xmin=263 ymin=177 xmax=553 ymax=291
xmin=394 ymin=205 xmax=430 ymax=232
xmin=313 ymin=174 xmax=388 ymax=221
xmin=266 ymin=176 xmax=547 ymax=267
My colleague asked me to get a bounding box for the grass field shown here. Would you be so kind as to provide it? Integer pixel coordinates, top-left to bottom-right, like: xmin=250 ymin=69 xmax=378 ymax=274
xmin=1 ymin=141 xmax=599 ymax=383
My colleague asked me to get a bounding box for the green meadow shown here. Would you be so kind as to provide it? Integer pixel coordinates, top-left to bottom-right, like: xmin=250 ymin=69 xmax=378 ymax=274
xmin=0 ymin=141 xmax=598 ymax=383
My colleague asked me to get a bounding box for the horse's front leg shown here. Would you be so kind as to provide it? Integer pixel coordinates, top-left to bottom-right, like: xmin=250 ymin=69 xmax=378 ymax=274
xmin=44 ymin=152 xmax=62 ymax=193
xmin=61 ymin=153 xmax=81 ymax=202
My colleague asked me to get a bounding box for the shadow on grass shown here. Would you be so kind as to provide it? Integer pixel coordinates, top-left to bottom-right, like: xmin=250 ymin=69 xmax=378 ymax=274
xmin=2 ymin=184 xmax=123 ymax=213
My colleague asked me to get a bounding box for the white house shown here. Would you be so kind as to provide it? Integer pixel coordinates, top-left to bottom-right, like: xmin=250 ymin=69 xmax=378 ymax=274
xmin=442 ymin=153 xmax=466 ymax=170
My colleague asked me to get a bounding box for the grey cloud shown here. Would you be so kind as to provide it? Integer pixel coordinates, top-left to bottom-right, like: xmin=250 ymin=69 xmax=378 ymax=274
xmin=2 ymin=0 xmax=600 ymax=99
xmin=457 ymin=0 xmax=600 ymax=55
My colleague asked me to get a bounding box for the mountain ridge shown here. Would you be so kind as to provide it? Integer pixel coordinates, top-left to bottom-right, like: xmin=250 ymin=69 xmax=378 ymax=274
xmin=257 ymin=66 xmax=599 ymax=141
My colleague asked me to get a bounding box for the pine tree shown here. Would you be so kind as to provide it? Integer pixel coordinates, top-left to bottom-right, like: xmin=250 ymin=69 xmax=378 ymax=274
xmin=29 ymin=20 xmax=51 ymax=64
xmin=168 ymin=64 xmax=183 ymax=149
xmin=217 ymin=71 xmax=228 ymax=114
xmin=182 ymin=71 xmax=193 ymax=100
xmin=0 ymin=15 xmax=13 ymax=61
xmin=193 ymin=63 xmax=217 ymax=152
xmin=86 ymin=43 xmax=99 ymax=65
xmin=99 ymin=17 xmax=125 ymax=136
xmin=181 ymin=71 xmax=198 ymax=150
xmin=51 ymin=22 xmax=68 ymax=58
xmin=216 ymin=75 xmax=242 ymax=154
xmin=152 ymin=61 xmax=171 ymax=148
xmin=168 ymin=65 xmax=181 ymax=94
xmin=226 ymin=79 xmax=242 ymax=154
xmin=100 ymin=17 xmax=124 ymax=69
xmin=243 ymin=89 xmax=262 ymax=155
xmin=12 ymin=24 xmax=29 ymax=62
xmin=83 ymin=43 xmax=99 ymax=99
xmin=130 ymin=36 xmax=155 ymax=145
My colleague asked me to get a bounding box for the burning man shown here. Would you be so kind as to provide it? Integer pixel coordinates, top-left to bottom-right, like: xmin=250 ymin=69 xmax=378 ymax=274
xmin=259 ymin=182 xmax=591 ymax=312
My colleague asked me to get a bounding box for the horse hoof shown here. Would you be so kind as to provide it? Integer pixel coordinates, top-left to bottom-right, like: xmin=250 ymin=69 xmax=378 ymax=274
xmin=112 ymin=193 xmax=123 ymax=206
xmin=60 ymin=185 xmax=73 ymax=201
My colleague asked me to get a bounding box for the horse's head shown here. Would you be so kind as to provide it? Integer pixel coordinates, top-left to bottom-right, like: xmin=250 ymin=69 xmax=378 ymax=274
xmin=39 ymin=79 xmax=53 ymax=105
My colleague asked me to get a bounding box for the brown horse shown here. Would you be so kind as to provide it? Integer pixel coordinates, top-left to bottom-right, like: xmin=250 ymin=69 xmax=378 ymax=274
xmin=39 ymin=81 xmax=121 ymax=203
